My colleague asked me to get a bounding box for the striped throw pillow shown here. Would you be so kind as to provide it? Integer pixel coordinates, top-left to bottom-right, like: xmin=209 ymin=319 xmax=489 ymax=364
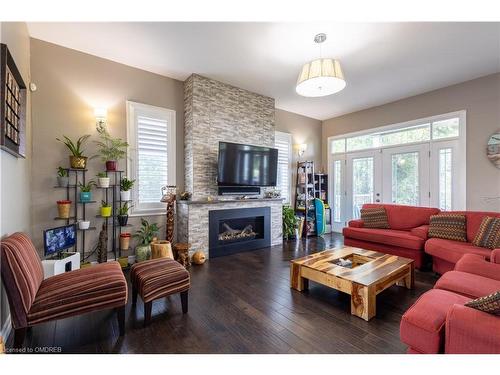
xmin=472 ymin=216 xmax=500 ymax=249
xmin=465 ymin=291 xmax=500 ymax=315
xmin=428 ymin=214 xmax=467 ymax=242
xmin=360 ymin=207 xmax=390 ymax=229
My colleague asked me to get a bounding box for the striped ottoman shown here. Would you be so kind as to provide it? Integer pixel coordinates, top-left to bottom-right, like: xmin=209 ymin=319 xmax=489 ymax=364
xmin=130 ymin=258 xmax=190 ymax=326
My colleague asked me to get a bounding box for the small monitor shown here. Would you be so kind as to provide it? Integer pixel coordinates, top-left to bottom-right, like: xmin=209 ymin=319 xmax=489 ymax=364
xmin=43 ymin=224 xmax=76 ymax=257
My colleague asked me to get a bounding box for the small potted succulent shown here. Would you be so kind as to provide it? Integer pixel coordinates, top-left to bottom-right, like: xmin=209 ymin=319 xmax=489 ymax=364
xmin=56 ymin=134 xmax=92 ymax=169
xmin=57 ymin=200 xmax=72 ymax=219
xmin=100 ymin=200 xmax=112 ymax=217
xmin=117 ymin=202 xmax=133 ymax=226
xmin=97 ymin=172 xmax=110 ymax=188
xmin=78 ymin=180 xmax=96 ymax=202
xmin=120 ymin=177 xmax=135 ymax=201
xmin=94 ymin=129 xmax=128 ymax=171
xmin=133 ymin=218 xmax=160 ymax=262
xmin=57 ymin=167 xmax=69 ymax=187
xmin=78 ymin=220 xmax=91 ymax=230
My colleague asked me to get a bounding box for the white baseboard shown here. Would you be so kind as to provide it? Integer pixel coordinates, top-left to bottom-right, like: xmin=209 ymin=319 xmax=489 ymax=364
xmin=1 ymin=313 xmax=12 ymax=343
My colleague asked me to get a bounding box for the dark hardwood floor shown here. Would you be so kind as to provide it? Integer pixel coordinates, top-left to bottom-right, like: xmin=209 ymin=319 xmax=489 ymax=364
xmin=11 ymin=233 xmax=437 ymax=353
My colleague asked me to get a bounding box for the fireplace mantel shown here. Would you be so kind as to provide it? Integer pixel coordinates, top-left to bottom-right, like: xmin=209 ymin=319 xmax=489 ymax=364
xmin=177 ymin=198 xmax=283 ymax=205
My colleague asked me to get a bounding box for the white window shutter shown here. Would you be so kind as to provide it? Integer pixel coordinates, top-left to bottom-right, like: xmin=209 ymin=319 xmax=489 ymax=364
xmin=275 ymin=132 xmax=292 ymax=204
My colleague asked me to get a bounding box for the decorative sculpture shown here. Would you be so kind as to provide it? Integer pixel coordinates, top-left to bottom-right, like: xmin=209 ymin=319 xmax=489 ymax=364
xmin=96 ymin=222 xmax=108 ymax=263
xmin=160 ymin=185 xmax=177 ymax=243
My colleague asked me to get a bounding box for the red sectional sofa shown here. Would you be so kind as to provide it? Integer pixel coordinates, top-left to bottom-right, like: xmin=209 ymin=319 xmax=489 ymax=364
xmin=400 ymin=252 xmax=500 ymax=354
xmin=343 ymin=203 xmax=500 ymax=272
xmin=343 ymin=203 xmax=440 ymax=269
xmin=425 ymin=210 xmax=500 ymax=274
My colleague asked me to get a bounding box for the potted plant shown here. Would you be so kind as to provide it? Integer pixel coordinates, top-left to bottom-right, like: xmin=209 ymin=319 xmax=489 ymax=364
xmin=94 ymin=129 xmax=128 ymax=171
xmin=100 ymin=200 xmax=112 ymax=217
xmin=57 ymin=200 xmax=72 ymax=219
xmin=97 ymin=172 xmax=110 ymax=188
xmin=57 ymin=167 xmax=69 ymax=187
xmin=282 ymin=205 xmax=299 ymax=240
xmin=117 ymin=202 xmax=133 ymax=226
xmin=78 ymin=180 xmax=96 ymax=202
xmin=119 ymin=232 xmax=132 ymax=269
xmin=120 ymin=177 xmax=135 ymax=201
xmin=133 ymin=218 xmax=160 ymax=262
xmin=78 ymin=220 xmax=91 ymax=230
xmin=56 ymin=134 xmax=92 ymax=169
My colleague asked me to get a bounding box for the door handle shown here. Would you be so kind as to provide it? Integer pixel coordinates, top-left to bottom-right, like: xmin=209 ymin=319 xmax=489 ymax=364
xmin=375 ymin=199 xmax=380 ymax=202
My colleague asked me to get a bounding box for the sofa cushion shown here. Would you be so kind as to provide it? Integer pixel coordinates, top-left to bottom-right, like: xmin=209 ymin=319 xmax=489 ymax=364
xmin=343 ymin=227 xmax=425 ymax=250
xmin=360 ymin=207 xmax=390 ymax=228
xmin=400 ymin=289 xmax=470 ymax=353
xmin=434 ymin=271 xmax=500 ymax=299
xmin=362 ymin=203 xmax=440 ymax=230
xmin=464 ymin=291 xmax=500 ymax=315
xmin=472 ymin=216 xmax=500 ymax=249
xmin=27 ymin=261 xmax=127 ymax=326
xmin=410 ymin=225 xmax=429 ymax=240
xmin=428 ymin=214 xmax=467 ymax=242
xmin=425 ymin=238 xmax=491 ymax=265
xmin=448 ymin=211 xmax=500 ymax=242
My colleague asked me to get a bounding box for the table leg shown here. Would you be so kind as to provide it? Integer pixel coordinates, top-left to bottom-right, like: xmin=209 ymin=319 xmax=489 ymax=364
xmin=351 ymin=283 xmax=376 ymax=321
xmin=290 ymin=263 xmax=308 ymax=291
xmin=396 ymin=264 xmax=414 ymax=289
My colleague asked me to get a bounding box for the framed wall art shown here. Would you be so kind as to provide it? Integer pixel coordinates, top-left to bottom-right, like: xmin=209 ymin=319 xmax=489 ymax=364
xmin=1 ymin=43 xmax=27 ymax=158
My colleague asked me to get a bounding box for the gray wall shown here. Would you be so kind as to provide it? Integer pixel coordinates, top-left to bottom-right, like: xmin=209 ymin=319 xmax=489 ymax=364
xmin=0 ymin=22 xmax=32 ymax=338
xmin=184 ymin=74 xmax=275 ymax=200
xmin=322 ymin=73 xmax=500 ymax=211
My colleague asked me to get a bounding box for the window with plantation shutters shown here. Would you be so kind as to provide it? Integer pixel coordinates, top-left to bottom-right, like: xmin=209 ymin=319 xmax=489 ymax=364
xmin=127 ymin=101 xmax=176 ymax=215
xmin=275 ymin=131 xmax=292 ymax=203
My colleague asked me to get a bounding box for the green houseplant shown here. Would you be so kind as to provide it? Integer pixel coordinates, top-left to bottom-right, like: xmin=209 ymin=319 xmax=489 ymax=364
xmin=117 ymin=202 xmax=133 ymax=226
xmin=78 ymin=180 xmax=96 ymax=202
xmin=56 ymin=134 xmax=92 ymax=169
xmin=100 ymin=200 xmax=112 ymax=217
xmin=120 ymin=177 xmax=135 ymax=201
xmin=133 ymin=218 xmax=160 ymax=262
xmin=97 ymin=172 xmax=110 ymax=188
xmin=56 ymin=166 xmax=69 ymax=187
xmin=282 ymin=205 xmax=299 ymax=240
xmin=94 ymin=129 xmax=128 ymax=171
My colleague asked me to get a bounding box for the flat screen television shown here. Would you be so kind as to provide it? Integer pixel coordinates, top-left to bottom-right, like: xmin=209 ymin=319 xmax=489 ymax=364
xmin=217 ymin=141 xmax=278 ymax=187
xmin=43 ymin=224 xmax=77 ymax=257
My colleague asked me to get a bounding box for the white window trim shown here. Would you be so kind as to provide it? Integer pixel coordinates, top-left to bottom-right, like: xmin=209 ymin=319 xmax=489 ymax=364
xmin=275 ymin=131 xmax=293 ymax=204
xmin=126 ymin=100 xmax=176 ymax=216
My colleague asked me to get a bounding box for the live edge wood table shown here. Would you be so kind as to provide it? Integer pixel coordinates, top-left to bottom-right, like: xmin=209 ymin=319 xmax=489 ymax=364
xmin=290 ymin=247 xmax=414 ymax=321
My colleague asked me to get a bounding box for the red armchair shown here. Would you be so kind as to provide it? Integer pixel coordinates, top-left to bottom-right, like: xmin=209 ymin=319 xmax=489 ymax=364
xmin=400 ymin=252 xmax=500 ymax=354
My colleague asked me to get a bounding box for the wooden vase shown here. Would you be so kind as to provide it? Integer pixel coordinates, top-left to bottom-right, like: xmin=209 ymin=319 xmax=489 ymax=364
xmin=150 ymin=240 xmax=173 ymax=259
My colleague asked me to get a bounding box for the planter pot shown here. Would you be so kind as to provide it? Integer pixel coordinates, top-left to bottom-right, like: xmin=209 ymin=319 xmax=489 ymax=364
xmin=101 ymin=206 xmax=112 ymax=217
xmin=117 ymin=214 xmax=129 ymax=226
xmin=106 ymin=160 xmax=117 ymax=171
xmin=98 ymin=177 xmax=110 ymax=188
xmin=57 ymin=200 xmax=72 ymax=218
xmin=78 ymin=220 xmax=90 ymax=230
xmin=118 ymin=256 xmax=129 ymax=269
xmin=57 ymin=176 xmax=69 ymax=187
xmin=135 ymin=244 xmax=151 ymax=263
xmin=120 ymin=190 xmax=131 ymax=201
xmin=80 ymin=191 xmax=92 ymax=202
xmin=150 ymin=240 xmax=173 ymax=259
xmin=69 ymin=156 xmax=87 ymax=169
xmin=120 ymin=233 xmax=131 ymax=251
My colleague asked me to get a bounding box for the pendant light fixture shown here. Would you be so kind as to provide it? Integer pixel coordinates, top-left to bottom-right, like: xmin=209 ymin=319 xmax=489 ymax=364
xmin=296 ymin=33 xmax=346 ymax=97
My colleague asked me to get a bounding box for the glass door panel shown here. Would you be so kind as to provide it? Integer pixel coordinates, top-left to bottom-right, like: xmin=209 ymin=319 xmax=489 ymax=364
xmin=352 ymin=157 xmax=374 ymax=218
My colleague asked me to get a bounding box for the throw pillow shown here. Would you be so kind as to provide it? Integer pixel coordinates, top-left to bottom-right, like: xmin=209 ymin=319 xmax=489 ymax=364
xmin=428 ymin=214 xmax=467 ymax=242
xmin=464 ymin=291 xmax=500 ymax=315
xmin=360 ymin=207 xmax=390 ymax=229
xmin=472 ymin=216 xmax=500 ymax=249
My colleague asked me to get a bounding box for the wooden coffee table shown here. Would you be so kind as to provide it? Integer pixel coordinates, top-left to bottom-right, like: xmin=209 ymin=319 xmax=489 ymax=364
xmin=290 ymin=247 xmax=414 ymax=321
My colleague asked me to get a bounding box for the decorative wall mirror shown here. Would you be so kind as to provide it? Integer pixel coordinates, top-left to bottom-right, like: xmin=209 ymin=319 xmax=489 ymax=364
xmin=487 ymin=132 xmax=500 ymax=169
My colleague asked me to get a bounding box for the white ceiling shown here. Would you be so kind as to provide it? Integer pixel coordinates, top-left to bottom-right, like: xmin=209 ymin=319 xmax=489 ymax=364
xmin=27 ymin=22 xmax=500 ymax=120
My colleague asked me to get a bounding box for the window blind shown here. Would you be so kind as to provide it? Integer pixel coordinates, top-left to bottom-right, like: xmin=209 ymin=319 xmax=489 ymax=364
xmin=275 ymin=132 xmax=292 ymax=203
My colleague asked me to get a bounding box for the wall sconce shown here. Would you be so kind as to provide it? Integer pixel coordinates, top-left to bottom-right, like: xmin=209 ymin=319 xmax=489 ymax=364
xmin=94 ymin=108 xmax=107 ymax=133
xmin=296 ymin=143 xmax=307 ymax=157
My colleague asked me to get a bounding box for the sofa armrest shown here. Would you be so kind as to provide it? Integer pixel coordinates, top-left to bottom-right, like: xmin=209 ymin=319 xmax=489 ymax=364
xmin=454 ymin=253 xmax=500 ymax=281
xmin=348 ymin=220 xmax=364 ymax=228
xmin=410 ymin=225 xmax=429 ymax=240
xmin=491 ymin=249 xmax=500 ymax=264
xmin=445 ymin=304 xmax=500 ymax=354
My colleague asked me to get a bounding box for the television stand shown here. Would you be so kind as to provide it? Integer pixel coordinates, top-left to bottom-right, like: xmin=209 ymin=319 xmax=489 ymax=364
xmin=218 ymin=186 xmax=261 ymax=196
xmin=42 ymin=252 xmax=80 ymax=279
